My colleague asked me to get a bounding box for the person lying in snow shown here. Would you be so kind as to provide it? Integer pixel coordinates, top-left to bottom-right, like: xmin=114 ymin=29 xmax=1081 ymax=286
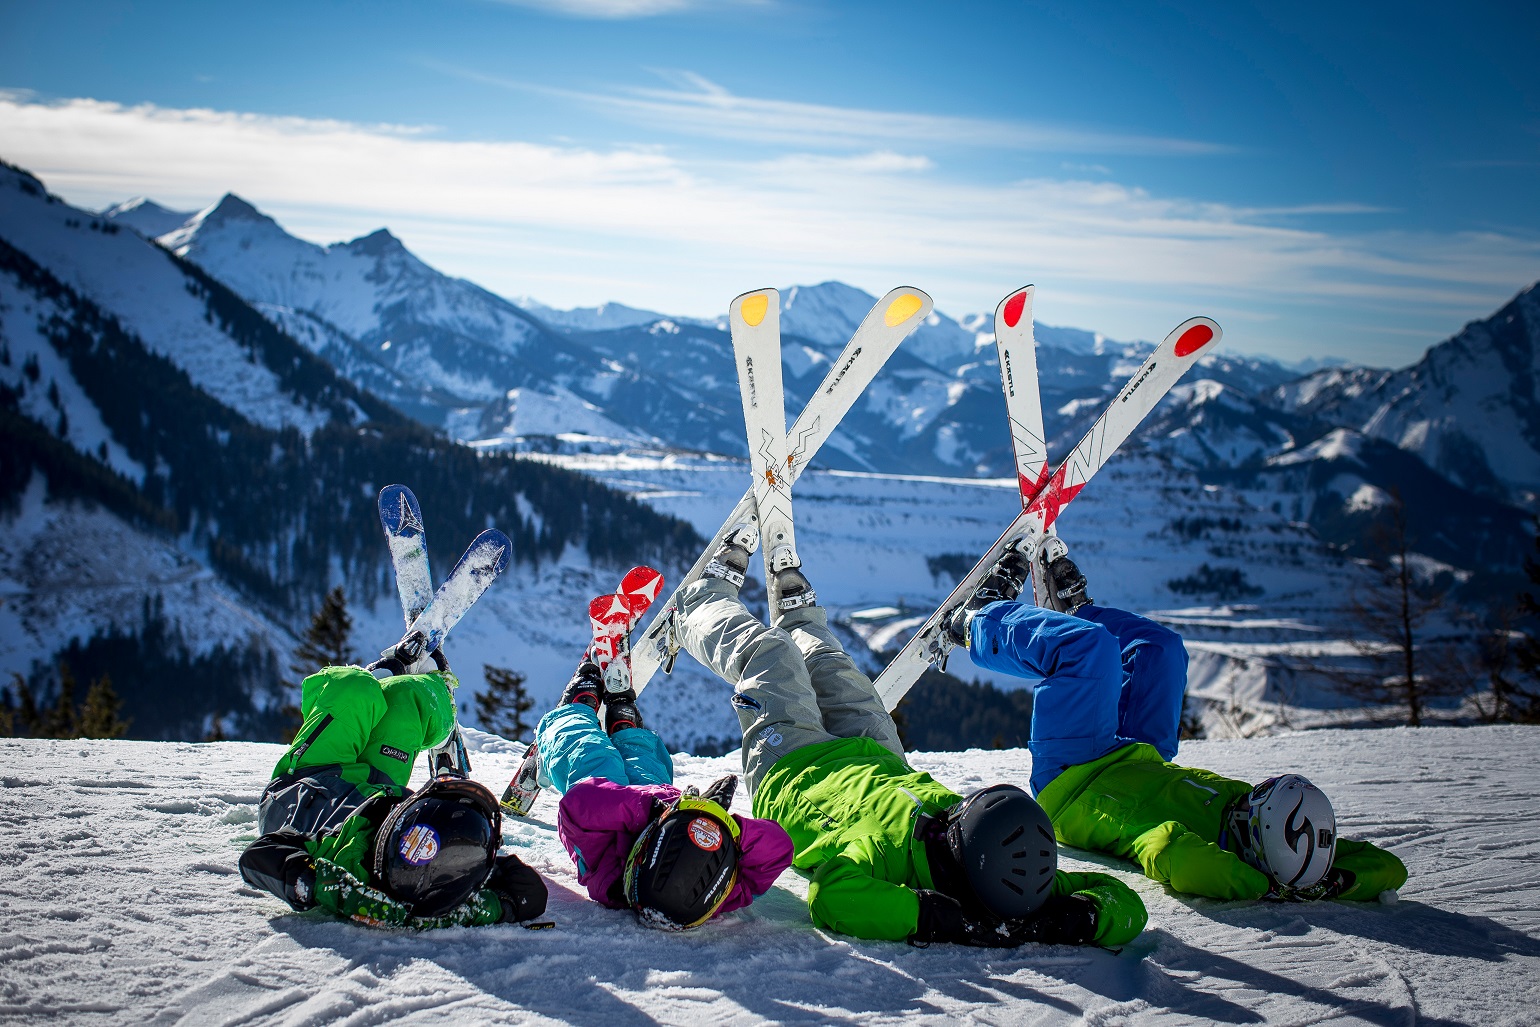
xmin=662 ymin=523 xmax=1148 ymax=948
xmin=238 ymin=652 xmax=548 ymax=928
xmin=532 ymin=660 xmax=794 ymax=930
xmin=947 ymin=537 xmax=1408 ymax=903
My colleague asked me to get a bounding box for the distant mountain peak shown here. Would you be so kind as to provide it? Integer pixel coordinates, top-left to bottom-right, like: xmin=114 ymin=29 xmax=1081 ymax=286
xmin=100 ymin=196 xmax=197 ymax=239
xmin=345 ymin=228 xmax=406 ymax=257
xmin=200 ymin=193 xmax=270 ymax=226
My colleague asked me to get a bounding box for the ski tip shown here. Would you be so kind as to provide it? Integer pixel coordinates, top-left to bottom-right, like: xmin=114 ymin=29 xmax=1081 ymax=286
xmin=731 ymin=288 xmax=778 ymax=329
xmin=997 ymin=287 xmax=1035 ymax=330
xmin=471 ymin=529 xmax=513 ymax=572
xmin=881 ymin=290 xmax=928 ymax=328
xmin=377 ymin=484 xmax=423 ymax=532
xmin=1172 ymin=317 xmax=1223 ymax=358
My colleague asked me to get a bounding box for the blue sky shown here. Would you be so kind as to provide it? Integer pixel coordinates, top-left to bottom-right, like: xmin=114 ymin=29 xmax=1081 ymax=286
xmin=2 ymin=0 xmax=1537 ymax=366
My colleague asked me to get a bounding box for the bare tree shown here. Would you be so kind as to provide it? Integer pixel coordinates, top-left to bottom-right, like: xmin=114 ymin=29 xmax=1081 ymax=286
xmin=1329 ymin=493 xmax=1467 ymax=726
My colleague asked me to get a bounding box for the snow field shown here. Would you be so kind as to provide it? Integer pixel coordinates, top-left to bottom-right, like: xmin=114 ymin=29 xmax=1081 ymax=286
xmin=2 ymin=726 xmax=1536 ymax=1025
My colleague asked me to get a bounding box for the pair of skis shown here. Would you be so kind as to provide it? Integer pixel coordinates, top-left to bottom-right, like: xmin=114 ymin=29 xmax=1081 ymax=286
xmin=631 ymin=286 xmax=937 ymax=692
xmin=376 ymin=485 xmax=512 ymax=777
xmin=870 ymin=289 xmax=1222 ymax=708
xmin=500 ymin=566 xmax=664 ymax=815
xmin=628 ymin=281 xmax=1219 ymax=715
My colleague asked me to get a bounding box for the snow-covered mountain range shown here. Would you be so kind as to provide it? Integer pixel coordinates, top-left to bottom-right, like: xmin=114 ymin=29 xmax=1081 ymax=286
xmin=5 ymin=152 xmax=1538 ymax=749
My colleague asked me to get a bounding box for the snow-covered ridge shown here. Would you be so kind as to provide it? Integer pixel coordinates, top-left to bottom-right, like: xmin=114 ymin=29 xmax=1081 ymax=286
xmin=0 ymin=164 xmax=333 ymax=437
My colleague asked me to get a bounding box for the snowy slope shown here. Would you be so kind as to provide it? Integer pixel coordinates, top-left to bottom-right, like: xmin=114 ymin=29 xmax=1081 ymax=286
xmin=0 ymin=166 xmax=331 ymax=436
xmin=1 ymin=725 xmax=1534 ymax=1026
xmin=0 ymin=477 xmax=291 ymax=697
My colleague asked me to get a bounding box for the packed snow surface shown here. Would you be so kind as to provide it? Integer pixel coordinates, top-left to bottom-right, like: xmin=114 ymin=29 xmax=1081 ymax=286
xmin=2 ymin=726 xmax=1536 ymax=1025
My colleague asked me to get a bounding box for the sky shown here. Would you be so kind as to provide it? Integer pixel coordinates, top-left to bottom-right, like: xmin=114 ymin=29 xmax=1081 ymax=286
xmin=1 ymin=0 xmax=1537 ymax=367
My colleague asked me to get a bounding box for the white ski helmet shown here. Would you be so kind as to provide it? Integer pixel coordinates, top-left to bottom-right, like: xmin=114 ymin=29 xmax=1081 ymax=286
xmin=1230 ymin=775 xmax=1337 ymax=889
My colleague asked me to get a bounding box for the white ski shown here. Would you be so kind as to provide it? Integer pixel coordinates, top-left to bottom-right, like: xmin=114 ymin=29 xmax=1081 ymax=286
xmin=991 ymin=287 xmax=1062 ymax=608
xmin=874 ymin=315 xmax=1223 ymax=710
xmin=632 ymin=286 xmax=934 ymax=694
xmin=994 ymin=286 xmax=1049 ymax=509
xmin=729 ymin=288 xmax=799 ymax=582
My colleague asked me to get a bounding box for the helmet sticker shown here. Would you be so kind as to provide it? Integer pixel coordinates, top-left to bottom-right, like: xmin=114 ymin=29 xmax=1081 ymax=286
xmin=688 ymin=817 xmax=723 ymax=852
xmin=399 ymin=824 xmax=441 ymax=865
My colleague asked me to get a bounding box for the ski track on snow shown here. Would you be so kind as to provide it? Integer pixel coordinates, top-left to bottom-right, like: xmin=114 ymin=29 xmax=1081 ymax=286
xmin=1 ymin=726 xmax=1536 ymax=1026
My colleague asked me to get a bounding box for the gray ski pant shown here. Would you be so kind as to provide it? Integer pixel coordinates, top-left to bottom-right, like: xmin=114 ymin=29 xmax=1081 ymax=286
xmin=675 ymin=577 xmax=904 ymax=795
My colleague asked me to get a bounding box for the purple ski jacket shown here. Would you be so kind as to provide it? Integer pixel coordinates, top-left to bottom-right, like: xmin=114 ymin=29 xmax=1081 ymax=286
xmin=557 ymin=778 xmax=794 ymax=916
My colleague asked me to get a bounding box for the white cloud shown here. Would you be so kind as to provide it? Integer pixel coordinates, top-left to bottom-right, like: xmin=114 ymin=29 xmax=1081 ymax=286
xmin=438 ymin=66 xmax=1236 ymax=156
xmin=1 ymin=91 xmax=1536 ymax=364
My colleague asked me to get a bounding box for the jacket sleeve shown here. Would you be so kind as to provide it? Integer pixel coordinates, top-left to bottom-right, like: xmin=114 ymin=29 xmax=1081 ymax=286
xmin=1052 ymin=870 xmax=1148 ymax=946
xmin=556 ymin=779 xmax=673 ymax=908
xmin=715 ymin=814 xmax=794 ymax=915
xmin=311 ymin=859 xmax=503 ymax=928
xmin=807 ymin=835 xmax=919 ymax=941
xmin=1131 ymin=820 xmax=1272 ymax=900
xmin=1331 ymin=838 xmax=1408 ymax=901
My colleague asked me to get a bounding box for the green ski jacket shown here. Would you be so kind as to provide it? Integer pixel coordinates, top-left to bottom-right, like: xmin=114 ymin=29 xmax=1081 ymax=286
xmin=253 ymin=665 xmax=513 ymax=927
xmin=753 ymin=736 xmax=1147 ymax=944
xmin=1036 ymin=742 xmax=1408 ymax=902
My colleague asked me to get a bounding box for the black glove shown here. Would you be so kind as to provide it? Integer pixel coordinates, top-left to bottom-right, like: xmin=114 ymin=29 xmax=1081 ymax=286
xmin=1011 ymin=894 xmax=1099 ymax=946
xmin=239 ymin=829 xmax=318 ymax=911
xmin=912 ymin=890 xmax=1018 ymax=948
xmin=694 ymin=774 xmax=738 ymax=811
xmin=1268 ymin=866 xmax=1352 ymax=902
xmin=488 ymin=853 xmax=548 ymax=923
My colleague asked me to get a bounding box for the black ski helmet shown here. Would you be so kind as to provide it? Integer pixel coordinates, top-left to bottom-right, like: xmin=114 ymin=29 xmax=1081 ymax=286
xmin=946 ymin=784 xmax=1057 ymax=919
xmin=371 ymin=776 xmax=501 ymax=917
xmin=623 ymin=795 xmax=741 ymax=930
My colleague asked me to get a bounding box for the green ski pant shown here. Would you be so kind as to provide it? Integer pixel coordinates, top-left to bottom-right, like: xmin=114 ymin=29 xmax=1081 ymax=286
xmin=675 ymin=577 xmax=903 ymax=794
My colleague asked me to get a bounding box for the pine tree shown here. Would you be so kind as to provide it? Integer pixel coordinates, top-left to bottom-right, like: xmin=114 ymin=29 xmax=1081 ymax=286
xmin=475 ymin=664 xmax=534 ymax=741
xmin=77 ymin=673 xmax=131 ymax=738
xmin=43 ymin=663 xmax=80 ymax=738
xmin=10 ymin=673 xmax=41 ymax=736
xmin=1497 ymin=519 xmax=1540 ymax=723
xmin=291 ymin=585 xmax=355 ymax=680
xmin=282 ymin=586 xmax=356 ymax=740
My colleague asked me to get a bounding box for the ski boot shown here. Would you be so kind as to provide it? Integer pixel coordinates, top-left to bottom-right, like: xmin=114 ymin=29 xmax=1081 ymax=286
xmin=604 ymin=694 xmax=643 ymax=735
xmin=1031 ymin=536 xmax=1093 ymax=614
xmin=944 ymin=542 xmax=1033 ymax=648
xmin=704 ymin=522 xmax=760 ymax=589
xmin=560 ymin=661 xmax=603 ymax=711
xmin=767 ymin=545 xmax=816 ymax=613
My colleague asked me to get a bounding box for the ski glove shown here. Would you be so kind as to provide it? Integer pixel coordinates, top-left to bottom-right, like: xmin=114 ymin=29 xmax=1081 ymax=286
xmin=1013 ymin=894 xmax=1099 ymax=946
xmin=685 ymin=774 xmax=739 ymax=811
xmin=488 ymin=853 xmax=549 ymax=923
xmin=913 ymin=891 xmax=1101 ymax=948
xmin=1267 ymin=867 xmax=1351 ymax=903
xmin=913 ymin=890 xmax=1009 ymax=947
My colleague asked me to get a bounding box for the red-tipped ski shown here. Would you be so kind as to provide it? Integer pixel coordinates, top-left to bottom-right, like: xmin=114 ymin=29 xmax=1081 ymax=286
xmin=873 ymin=315 xmax=1222 ymax=710
xmin=502 ymin=565 xmax=663 ymax=816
